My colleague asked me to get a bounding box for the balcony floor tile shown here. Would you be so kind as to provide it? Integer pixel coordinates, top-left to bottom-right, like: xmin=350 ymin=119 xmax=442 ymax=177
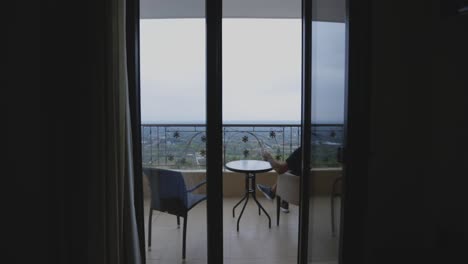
xmin=145 ymin=197 xmax=340 ymax=264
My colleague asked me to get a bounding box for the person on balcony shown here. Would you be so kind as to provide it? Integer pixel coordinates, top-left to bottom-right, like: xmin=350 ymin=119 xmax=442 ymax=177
xmin=257 ymin=146 xmax=302 ymax=213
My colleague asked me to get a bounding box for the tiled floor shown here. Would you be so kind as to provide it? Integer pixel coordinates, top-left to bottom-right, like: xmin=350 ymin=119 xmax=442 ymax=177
xmin=144 ymin=197 xmax=340 ymax=264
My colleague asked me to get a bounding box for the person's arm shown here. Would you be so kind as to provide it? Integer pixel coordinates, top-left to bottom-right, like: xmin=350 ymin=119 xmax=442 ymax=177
xmin=262 ymin=151 xmax=288 ymax=174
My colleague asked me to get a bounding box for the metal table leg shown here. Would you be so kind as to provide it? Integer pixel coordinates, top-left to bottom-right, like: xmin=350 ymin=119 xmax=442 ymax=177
xmin=235 ymin=172 xmax=272 ymax=231
xmin=232 ymin=195 xmax=247 ymax=218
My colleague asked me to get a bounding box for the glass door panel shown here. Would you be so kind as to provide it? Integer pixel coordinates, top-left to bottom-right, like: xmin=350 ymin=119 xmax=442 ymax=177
xmin=223 ymin=1 xmax=301 ymax=263
xmin=307 ymin=0 xmax=346 ymax=263
xmin=140 ymin=0 xmax=207 ymax=262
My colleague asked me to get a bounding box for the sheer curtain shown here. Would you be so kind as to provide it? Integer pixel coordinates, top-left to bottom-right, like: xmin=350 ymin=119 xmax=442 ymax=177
xmin=92 ymin=0 xmax=144 ymax=263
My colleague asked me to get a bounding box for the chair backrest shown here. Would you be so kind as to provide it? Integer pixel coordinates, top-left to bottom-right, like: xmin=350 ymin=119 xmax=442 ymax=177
xmin=143 ymin=167 xmax=188 ymax=214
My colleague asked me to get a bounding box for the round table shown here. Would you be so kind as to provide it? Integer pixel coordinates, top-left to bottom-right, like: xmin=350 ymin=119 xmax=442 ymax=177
xmin=224 ymin=160 xmax=272 ymax=231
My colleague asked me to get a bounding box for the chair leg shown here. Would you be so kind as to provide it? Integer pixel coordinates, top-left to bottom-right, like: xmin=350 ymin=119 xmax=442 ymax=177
xmin=148 ymin=208 xmax=153 ymax=249
xmin=182 ymin=214 xmax=187 ymax=259
xmin=276 ymin=196 xmax=281 ymax=226
xmin=331 ymin=176 xmax=341 ymax=237
xmin=177 ymin=216 xmax=180 ymax=227
xmin=331 ymin=195 xmax=335 ymax=237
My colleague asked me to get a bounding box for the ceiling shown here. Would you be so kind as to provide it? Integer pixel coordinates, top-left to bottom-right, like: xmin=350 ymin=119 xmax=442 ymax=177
xmin=140 ymin=0 xmax=345 ymax=22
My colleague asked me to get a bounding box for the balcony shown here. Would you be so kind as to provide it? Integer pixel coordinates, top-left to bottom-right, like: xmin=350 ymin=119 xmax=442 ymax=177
xmin=141 ymin=123 xmax=343 ymax=170
xmin=142 ymin=123 xmax=342 ymax=263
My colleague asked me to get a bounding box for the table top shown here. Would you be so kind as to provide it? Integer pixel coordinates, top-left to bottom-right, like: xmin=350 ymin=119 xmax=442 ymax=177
xmin=225 ymin=160 xmax=272 ymax=174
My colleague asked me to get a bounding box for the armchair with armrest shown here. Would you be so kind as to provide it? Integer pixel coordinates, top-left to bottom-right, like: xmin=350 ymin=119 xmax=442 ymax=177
xmin=143 ymin=167 xmax=206 ymax=259
xmin=275 ymin=171 xmax=342 ymax=237
xmin=275 ymin=172 xmax=300 ymax=225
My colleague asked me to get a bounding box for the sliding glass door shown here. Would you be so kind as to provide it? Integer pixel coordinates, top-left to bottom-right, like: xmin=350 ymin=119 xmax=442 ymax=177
xmin=139 ymin=1 xmax=348 ymax=263
xmin=223 ymin=1 xmax=301 ymax=263
xmin=140 ymin=0 xmax=209 ymax=262
xmin=302 ymin=0 xmax=346 ymax=263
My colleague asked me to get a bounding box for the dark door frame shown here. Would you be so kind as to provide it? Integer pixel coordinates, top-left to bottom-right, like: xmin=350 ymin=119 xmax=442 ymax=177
xmin=129 ymin=0 xmax=372 ymax=263
xmin=206 ymin=0 xmax=224 ymax=263
xmin=298 ymin=0 xmax=312 ymax=263
xmin=297 ymin=0 xmax=372 ymax=264
xmin=126 ymin=0 xmax=146 ymax=262
xmin=339 ymin=0 xmax=371 ymax=263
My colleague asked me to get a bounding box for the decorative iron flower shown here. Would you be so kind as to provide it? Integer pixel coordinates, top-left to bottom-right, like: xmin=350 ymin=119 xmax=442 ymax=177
xmin=199 ymin=149 xmax=206 ymax=157
xmin=173 ymin=131 xmax=180 ymax=138
xmin=242 ymin=136 xmax=249 ymax=143
xmin=201 ymin=135 xmax=206 ymax=142
xmin=243 ymin=149 xmax=249 ymax=158
xmin=269 ymin=131 xmax=276 ymax=138
xmin=168 ymin=154 xmax=174 ymax=161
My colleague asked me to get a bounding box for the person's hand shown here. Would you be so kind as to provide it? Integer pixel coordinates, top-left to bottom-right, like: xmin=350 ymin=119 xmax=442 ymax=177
xmin=261 ymin=150 xmax=273 ymax=161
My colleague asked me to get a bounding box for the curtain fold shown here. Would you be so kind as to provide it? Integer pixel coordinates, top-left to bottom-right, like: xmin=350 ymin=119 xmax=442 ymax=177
xmin=95 ymin=0 xmax=143 ymax=263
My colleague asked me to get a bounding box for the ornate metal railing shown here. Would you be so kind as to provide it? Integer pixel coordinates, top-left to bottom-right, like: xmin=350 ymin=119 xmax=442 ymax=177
xmin=141 ymin=123 xmax=343 ymax=169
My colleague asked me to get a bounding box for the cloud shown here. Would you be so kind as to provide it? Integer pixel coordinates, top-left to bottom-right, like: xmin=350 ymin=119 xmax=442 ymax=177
xmin=141 ymin=19 xmax=345 ymax=124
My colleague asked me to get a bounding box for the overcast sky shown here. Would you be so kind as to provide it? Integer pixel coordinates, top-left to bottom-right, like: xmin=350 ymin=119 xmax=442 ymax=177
xmin=140 ymin=19 xmax=345 ymax=124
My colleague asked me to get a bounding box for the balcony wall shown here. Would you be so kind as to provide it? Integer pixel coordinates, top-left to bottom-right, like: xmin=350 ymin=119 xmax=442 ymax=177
xmin=142 ymin=168 xmax=341 ymax=199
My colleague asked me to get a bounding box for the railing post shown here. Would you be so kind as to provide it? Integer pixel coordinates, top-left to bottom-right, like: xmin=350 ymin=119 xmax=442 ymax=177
xmin=149 ymin=126 xmax=153 ymax=164
xmin=282 ymin=126 xmax=285 ymax=160
xmin=224 ymin=126 xmax=229 ymax=159
xmin=156 ymin=126 xmax=160 ymax=166
xmin=164 ymin=126 xmax=167 ymax=166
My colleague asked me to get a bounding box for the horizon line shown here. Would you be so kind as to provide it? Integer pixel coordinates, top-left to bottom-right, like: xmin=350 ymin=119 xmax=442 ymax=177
xmin=141 ymin=120 xmax=342 ymax=125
